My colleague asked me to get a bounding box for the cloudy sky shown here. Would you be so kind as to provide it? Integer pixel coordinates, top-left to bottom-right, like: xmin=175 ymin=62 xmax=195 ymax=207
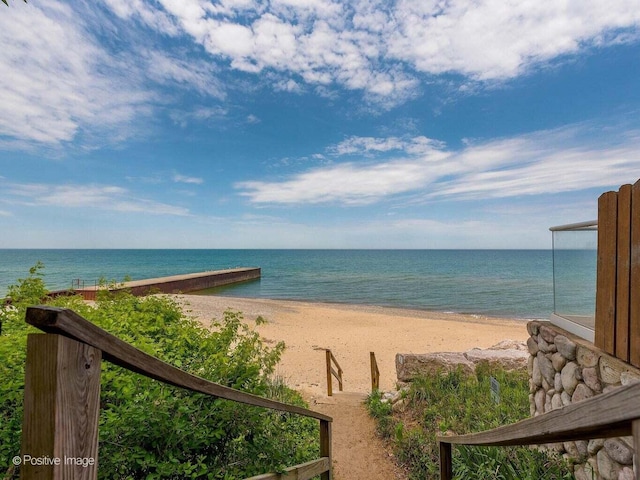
xmin=1 ymin=0 xmax=639 ymax=248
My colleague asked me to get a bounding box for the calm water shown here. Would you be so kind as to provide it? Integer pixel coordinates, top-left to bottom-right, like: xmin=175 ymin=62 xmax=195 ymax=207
xmin=0 ymin=249 xmax=561 ymax=319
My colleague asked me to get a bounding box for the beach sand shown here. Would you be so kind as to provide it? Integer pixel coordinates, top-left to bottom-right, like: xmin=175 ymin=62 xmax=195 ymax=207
xmin=173 ymin=294 xmax=533 ymax=479
xmin=175 ymin=294 xmax=531 ymax=397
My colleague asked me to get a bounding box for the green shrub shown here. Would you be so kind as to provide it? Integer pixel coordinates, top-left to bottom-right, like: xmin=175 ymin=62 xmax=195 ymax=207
xmin=366 ymin=365 xmax=574 ymax=480
xmin=0 ymin=265 xmax=319 ymax=479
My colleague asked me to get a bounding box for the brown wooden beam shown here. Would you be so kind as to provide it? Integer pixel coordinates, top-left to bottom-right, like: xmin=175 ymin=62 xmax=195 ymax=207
xmin=630 ymin=179 xmax=640 ymax=367
xmin=616 ymin=184 xmax=632 ymax=361
xmin=21 ymin=334 xmax=101 ymax=480
xmin=596 ymin=190 xmax=618 ymax=354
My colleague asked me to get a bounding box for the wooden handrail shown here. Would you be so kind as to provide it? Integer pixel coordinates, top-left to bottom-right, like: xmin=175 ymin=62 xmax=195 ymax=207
xmin=26 ymin=306 xmax=330 ymax=421
xmin=370 ymin=351 xmax=380 ymax=392
xmin=325 ymin=349 xmax=343 ymax=396
xmin=22 ymin=306 xmax=333 ymax=480
xmin=437 ymin=380 xmax=640 ymax=479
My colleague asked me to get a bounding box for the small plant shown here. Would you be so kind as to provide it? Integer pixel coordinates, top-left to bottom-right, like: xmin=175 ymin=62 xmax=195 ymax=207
xmin=366 ymin=365 xmax=574 ymax=480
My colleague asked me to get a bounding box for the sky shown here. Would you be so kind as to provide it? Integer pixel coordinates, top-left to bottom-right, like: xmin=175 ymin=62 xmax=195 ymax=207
xmin=1 ymin=0 xmax=640 ymax=249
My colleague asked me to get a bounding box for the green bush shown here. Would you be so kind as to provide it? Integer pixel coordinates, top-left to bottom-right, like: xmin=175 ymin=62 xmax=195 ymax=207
xmin=366 ymin=365 xmax=574 ymax=480
xmin=1 ymin=265 xmax=319 ymax=479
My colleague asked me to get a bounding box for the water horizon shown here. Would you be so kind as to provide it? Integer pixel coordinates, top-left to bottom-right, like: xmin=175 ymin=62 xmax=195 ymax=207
xmin=0 ymin=249 xmax=562 ymax=320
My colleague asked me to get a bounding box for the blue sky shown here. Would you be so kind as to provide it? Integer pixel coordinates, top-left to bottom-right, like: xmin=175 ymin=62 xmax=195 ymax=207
xmin=1 ymin=0 xmax=639 ymax=249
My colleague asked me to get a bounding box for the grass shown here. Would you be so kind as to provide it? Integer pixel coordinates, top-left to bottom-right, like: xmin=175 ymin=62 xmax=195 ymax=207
xmin=366 ymin=364 xmax=575 ymax=480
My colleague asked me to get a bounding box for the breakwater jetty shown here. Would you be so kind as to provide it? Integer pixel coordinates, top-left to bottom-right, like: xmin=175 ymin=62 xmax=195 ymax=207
xmin=72 ymin=267 xmax=260 ymax=300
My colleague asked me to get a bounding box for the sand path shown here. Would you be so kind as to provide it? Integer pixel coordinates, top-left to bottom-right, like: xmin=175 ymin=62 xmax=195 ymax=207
xmin=175 ymin=294 xmax=531 ymax=479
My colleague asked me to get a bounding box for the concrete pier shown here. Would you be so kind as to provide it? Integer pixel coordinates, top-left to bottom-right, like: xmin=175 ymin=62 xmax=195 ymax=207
xmin=74 ymin=267 xmax=260 ymax=300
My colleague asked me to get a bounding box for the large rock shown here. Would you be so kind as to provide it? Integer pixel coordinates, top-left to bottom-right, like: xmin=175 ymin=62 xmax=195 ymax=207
xmin=395 ymin=352 xmax=475 ymax=381
xmin=464 ymin=347 xmax=528 ymax=371
xmin=489 ymin=339 xmax=527 ymax=351
xmin=555 ymin=335 xmax=577 ymax=360
xmin=537 ymin=352 xmax=556 ymax=385
xmin=561 ymin=362 xmax=580 ymax=395
xmin=395 ymin=340 xmax=528 ymax=382
xmin=604 ymin=438 xmax=634 ymax=465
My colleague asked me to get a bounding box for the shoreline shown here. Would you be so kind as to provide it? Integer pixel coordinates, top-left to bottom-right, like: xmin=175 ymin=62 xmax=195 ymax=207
xmin=191 ymin=292 xmax=549 ymax=322
xmin=174 ymin=294 xmax=532 ymax=397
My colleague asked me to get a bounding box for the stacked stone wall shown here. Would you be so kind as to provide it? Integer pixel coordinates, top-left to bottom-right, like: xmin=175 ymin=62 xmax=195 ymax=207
xmin=527 ymin=321 xmax=640 ymax=480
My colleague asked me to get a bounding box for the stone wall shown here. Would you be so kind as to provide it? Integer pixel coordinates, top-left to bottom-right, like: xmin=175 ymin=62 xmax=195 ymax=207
xmin=527 ymin=321 xmax=640 ymax=480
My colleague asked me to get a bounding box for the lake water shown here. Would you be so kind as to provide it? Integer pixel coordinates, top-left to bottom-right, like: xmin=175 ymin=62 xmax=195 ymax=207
xmin=0 ymin=249 xmax=565 ymax=319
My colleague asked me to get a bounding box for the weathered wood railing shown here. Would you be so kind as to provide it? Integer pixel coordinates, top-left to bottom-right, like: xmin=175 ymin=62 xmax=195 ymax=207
xmin=595 ymin=180 xmax=640 ymax=367
xmin=370 ymin=351 xmax=380 ymax=392
xmin=325 ymin=349 xmax=343 ymax=396
xmin=21 ymin=306 xmax=333 ymax=480
xmin=437 ymin=379 xmax=640 ymax=480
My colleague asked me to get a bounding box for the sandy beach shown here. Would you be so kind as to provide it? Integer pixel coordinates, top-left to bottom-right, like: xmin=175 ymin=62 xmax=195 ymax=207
xmin=175 ymin=294 xmax=531 ymax=397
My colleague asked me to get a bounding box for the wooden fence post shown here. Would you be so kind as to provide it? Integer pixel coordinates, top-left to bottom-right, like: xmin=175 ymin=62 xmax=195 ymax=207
xmin=595 ymin=190 xmax=618 ymax=354
xmin=320 ymin=419 xmax=332 ymax=480
xmin=370 ymin=352 xmax=379 ymax=392
xmin=439 ymin=442 xmax=452 ymax=480
xmin=630 ymin=180 xmax=640 ymax=368
xmin=325 ymin=349 xmax=333 ymax=397
xmin=21 ymin=334 xmax=101 ymax=480
xmin=616 ymin=184 xmax=632 ymax=362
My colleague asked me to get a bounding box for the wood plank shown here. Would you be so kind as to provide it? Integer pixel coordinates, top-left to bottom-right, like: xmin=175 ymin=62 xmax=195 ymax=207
xmin=630 ymin=180 xmax=640 ymax=367
xmin=25 ymin=306 xmax=332 ymax=422
xmin=370 ymin=352 xmax=379 ymax=391
xmin=633 ymin=419 xmax=640 ymax=480
xmin=436 ymin=379 xmax=640 ymax=447
xmin=320 ymin=419 xmax=333 ymax=480
xmin=596 ymin=190 xmax=618 ymax=354
xmin=328 ymin=350 xmax=343 ymax=373
xmin=326 ymin=350 xmax=333 ymax=397
xmin=616 ymin=184 xmax=632 ymax=361
xmin=242 ymin=457 xmax=330 ymax=480
xmin=21 ymin=334 xmax=101 ymax=480
xmin=439 ymin=442 xmax=453 ymax=480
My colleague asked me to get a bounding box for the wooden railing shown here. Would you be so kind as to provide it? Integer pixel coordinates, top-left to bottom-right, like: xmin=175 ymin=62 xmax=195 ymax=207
xmin=595 ymin=179 xmax=640 ymax=367
xmin=325 ymin=349 xmax=343 ymax=396
xmin=437 ymin=379 xmax=640 ymax=480
xmin=21 ymin=306 xmax=333 ymax=480
xmin=370 ymin=351 xmax=380 ymax=392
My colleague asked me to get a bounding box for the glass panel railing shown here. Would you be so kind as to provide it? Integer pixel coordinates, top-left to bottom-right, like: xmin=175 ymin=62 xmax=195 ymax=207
xmin=550 ymin=222 xmax=597 ymax=333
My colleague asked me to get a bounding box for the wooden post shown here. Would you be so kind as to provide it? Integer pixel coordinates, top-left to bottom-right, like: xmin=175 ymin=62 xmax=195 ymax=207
xmin=630 ymin=180 xmax=640 ymax=367
xmin=319 ymin=419 xmax=332 ymax=480
xmin=370 ymin=352 xmax=379 ymax=392
xmin=21 ymin=334 xmax=102 ymax=480
xmin=616 ymin=184 xmax=632 ymax=361
xmin=439 ymin=442 xmax=452 ymax=480
xmin=326 ymin=350 xmax=333 ymax=397
xmin=595 ymin=190 xmax=618 ymax=355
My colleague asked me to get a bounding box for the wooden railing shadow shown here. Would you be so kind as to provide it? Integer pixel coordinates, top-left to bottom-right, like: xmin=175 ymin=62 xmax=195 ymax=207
xmin=437 ymin=378 xmax=640 ymax=479
xmin=21 ymin=306 xmax=332 ymax=480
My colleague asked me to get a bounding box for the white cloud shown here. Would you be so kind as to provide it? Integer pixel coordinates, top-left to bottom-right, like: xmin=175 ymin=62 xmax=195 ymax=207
xmin=100 ymin=0 xmax=179 ymax=34
xmin=246 ymin=114 xmax=261 ymax=124
xmin=4 ymin=182 xmax=191 ymax=216
xmin=236 ymin=123 xmax=640 ymax=205
xmin=173 ymin=173 xmax=204 ymax=185
xmin=387 ymin=0 xmax=640 ymax=80
xmin=330 ymin=135 xmax=445 ymax=156
xmin=0 ymin=2 xmax=154 ymax=146
xmin=145 ymin=51 xmax=225 ymax=98
xmin=104 ymin=0 xmax=640 ymax=103
xmin=169 ymin=107 xmax=228 ymax=127
xmin=0 ymin=210 xmax=12 ymax=217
